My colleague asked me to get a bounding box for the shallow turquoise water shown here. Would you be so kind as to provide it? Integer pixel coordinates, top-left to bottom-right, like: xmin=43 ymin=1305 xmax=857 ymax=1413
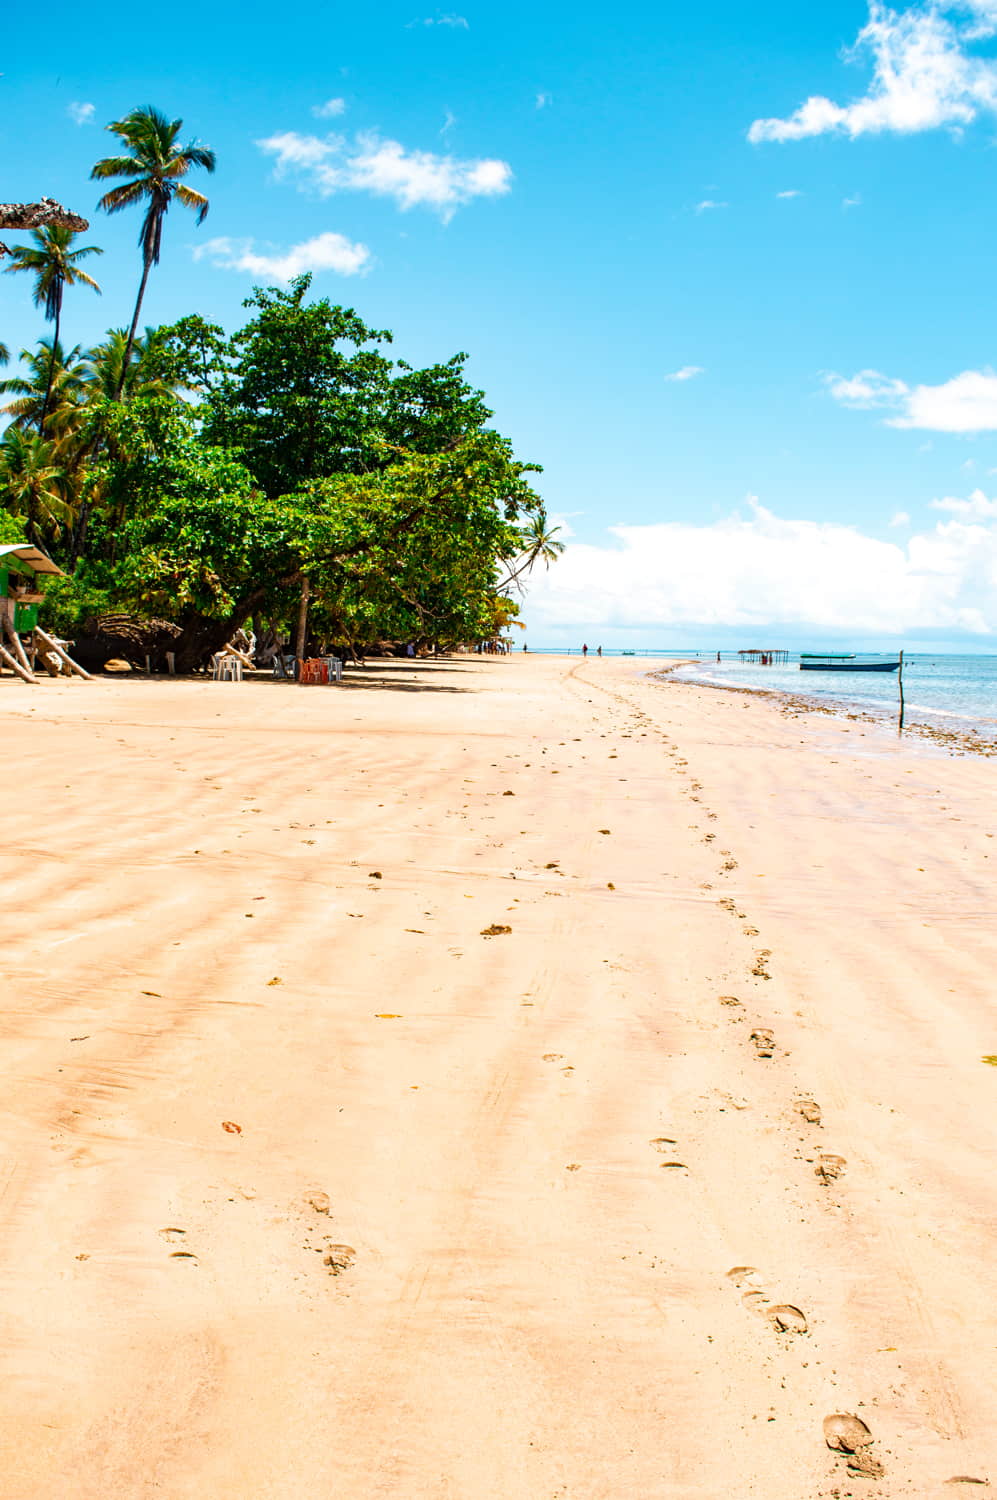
xmin=675 ymin=655 xmax=997 ymax=732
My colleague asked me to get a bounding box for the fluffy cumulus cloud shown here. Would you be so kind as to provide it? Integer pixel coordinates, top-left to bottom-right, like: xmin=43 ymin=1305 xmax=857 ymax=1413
xmin=931 ymin=487 xmax=997 ymax=515
xmin=193 ymin=231 xmax=370 ymax=281
xmin=524 ymin=497 xmax=997 ymax=638
xmin=826 ymin=367 xmax=997 ymax=430
xmin=664 ymin=366 xmax=704 ymax=382
xmin=749 ymin=1 xmax=997 ymax=143
xmin=257 ymin=130 xmax=512 ymax=219
xmin=312 ymin=98 xmax=346 ymax=118
xmin=67 ymin=101 xmax=95 ymax=125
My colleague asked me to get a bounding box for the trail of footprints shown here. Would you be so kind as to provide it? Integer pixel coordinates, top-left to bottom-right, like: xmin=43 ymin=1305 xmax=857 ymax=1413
xmin=586 ymin=683 xmax=901 ymax=1484
xmin=604 ymin=682 xmax=994 ymax=1486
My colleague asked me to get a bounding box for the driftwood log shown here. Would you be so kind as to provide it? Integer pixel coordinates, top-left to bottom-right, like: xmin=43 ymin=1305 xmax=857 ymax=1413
xmin=0 ymin=198 xmax=90 ymax=257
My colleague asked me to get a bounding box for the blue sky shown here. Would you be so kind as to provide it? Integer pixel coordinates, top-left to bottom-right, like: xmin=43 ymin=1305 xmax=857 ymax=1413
xmin=5 ymin=0 xmax=997 ymax=645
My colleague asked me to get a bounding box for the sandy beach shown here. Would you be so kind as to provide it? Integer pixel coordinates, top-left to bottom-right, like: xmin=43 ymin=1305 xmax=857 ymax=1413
xmin=1 ymin=653 xmax=995 ymax=1498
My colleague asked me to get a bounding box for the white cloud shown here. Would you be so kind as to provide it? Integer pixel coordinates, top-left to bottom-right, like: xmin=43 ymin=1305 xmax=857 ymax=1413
xmin=843 ymin=193 xmax=862 ymax=209
xmin=194 ymin=231 xmax=370 ymax=281
xmin=825 ymin=369 xmax=909 ymax=408
xmin=893 ymin=369 xmax=997 ymax=430
xmin=67 ymin=101 xmax=95 ymax=125
xmin=525 ymin=495 xmax=997 ymax=637
xmin=827 ymin=365 xmax=997 ymax=430
xmin=409 ymin=12 xmax=469 ymax=25
xmin=664 ymin=365 xmax=704 ymax=382
xmin=536 ymin=92 xmax=551 ymax=109
xmin=776 ymin=189 xmax=802 ymax=198
xmin=695 ymin=199 xmax=728 ymax=212
xmin=749 ymin=2 xmax=997 ymax=143
xmin=890 ymin=509 xmax=912 ymax=525
xmin=257 ymin=130 xmax=512 ymax=219
xmin=930 ymin=488 xmax=997 ymax=515
xmin=312 ymin=98 xmax=346 ymax=118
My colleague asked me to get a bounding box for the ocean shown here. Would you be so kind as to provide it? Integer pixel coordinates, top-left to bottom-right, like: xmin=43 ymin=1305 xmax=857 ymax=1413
xmin=673 ymin=654 xmax=997 ymax=736
xmin=523 ymin=648 xmax=997 ymax=736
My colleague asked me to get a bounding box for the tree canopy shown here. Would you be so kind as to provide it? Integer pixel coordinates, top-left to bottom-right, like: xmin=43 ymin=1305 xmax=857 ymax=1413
xmin=3 ymin=117 xmax=559 ymax=668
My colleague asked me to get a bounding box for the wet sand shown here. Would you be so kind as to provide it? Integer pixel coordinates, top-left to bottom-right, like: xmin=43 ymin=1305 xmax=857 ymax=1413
xmin=0 ymin=654 xmax=994 ymax=1497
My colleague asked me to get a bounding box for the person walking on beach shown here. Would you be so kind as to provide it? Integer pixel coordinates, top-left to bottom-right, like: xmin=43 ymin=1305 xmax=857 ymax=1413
xmin=597 ymin=645 xmax=602 ymax=657
xmin=582 ymin=643 xmax=588 ymax=657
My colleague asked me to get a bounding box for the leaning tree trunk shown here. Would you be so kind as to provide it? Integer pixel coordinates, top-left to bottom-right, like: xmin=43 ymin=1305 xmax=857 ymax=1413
xmin=115 ymin=255 xmax=153 ymax=400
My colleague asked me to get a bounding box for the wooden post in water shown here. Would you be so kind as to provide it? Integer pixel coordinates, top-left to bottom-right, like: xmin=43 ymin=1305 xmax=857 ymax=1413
xmin=898 ymin=649 xmax=905 ymax=732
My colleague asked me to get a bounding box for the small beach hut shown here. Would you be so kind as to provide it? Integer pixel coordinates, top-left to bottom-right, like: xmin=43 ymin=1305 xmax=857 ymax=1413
xmin=0 ymin=544 xmax=90 ymax=682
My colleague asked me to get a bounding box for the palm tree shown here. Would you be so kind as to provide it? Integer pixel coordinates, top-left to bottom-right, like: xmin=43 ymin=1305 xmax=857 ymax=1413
xmin=498 ymin=512 xmax=566 ymax=592
xmin=0 ymin=427 xmax=72 ymax=543
xmin=91 ymin=106 xmax=215 ymax=396
xmin=3 ymin=226 xmax=101 ymax=427
xmin=0 ymin=338 xmax=88 ymax=432
xmin=82 ymin=326 xmax=176 ymax=406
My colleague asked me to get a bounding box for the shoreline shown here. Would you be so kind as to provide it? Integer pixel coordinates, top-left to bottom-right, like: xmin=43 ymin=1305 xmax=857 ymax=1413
xmin=657 ymin=662 xmax=997 ymax=758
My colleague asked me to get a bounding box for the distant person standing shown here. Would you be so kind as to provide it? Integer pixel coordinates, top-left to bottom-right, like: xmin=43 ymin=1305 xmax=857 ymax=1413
xmin=582 ymin=643 xmax=588 ymax=657
xmin=597 ymin=645 xmax=602 ymax=657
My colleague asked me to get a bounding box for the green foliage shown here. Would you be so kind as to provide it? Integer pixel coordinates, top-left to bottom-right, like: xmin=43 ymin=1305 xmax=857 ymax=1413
xmin=161 ymin=276 xmax=493 ymax=498
xmin=2 ymin=263 xmax=556 ymax=664
xmin=39 ymin=572 xmax=113 ymax=636
xmin=0 ymin=511 xmax=27 ymax=545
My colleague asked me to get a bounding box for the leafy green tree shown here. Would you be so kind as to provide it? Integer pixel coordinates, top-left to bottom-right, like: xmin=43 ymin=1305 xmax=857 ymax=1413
xmin=170 ymin=277 xmax=493 ymax=496
xmin=91 ymin=106 xmax=215 ymax=393
xmin=0 ymin=339 xmax=88 ymax=432
xmin=192 ymin=277 xmax=393 ymax=494
xmin=3 ymin=226 xmax=102 ymax=426
xmin=91 ymin=389 xmax=541 ymax=667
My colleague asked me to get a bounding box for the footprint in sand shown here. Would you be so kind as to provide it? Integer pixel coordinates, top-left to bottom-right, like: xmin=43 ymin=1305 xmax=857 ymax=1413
xmin=823 ymin=1413 xmax=884 ymax=1478
xmin=797 ymin=1097 xmax=822 ymax=1125
xmin=324 ymin=1244 xmax=356 ymax=1275
xmin=649 ymin=1137 xmax=678 ymax=1152
xmin=719 ymin=994 xmax=742 ymax=1008
xmin=750 ymin=1027 xmax=776 ymax=1058
xmin=727 ymin=1268 xmax=808 ymax=1336
xmin=816 ymin=1153 xmax=847 ymax=1183
xmin=543 ymin=1053 xmax=564 ymax=1063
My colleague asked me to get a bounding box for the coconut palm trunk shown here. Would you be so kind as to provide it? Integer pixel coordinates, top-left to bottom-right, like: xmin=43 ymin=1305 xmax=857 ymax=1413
xmin=118 ymin=255 xmax=153 ymax=399
xmin=38 ymin=299 xmax=61 ymax=429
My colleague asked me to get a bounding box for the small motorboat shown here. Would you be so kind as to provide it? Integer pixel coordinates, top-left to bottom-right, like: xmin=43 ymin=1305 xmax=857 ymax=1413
xmin=799 ymin=653 xmax=901 ymax=673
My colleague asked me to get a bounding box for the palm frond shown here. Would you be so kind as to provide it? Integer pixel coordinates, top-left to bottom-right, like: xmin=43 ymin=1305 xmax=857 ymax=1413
xmin=173 ymin=184 xmax=211 ymax=221
xmin=90 ymin=154 xmax=146 ymax=180
xmin=97 ymin=181 xmax=148 ymax=214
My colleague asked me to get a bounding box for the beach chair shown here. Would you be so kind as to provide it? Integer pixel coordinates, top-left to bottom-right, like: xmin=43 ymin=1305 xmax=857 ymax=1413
xmin=299 ymin=658 xmax=329 ymax=685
